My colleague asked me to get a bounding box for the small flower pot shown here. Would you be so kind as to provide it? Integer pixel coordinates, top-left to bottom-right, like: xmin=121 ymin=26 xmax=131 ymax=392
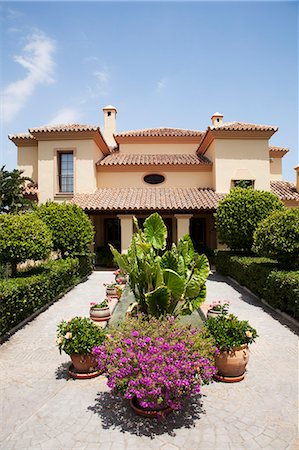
xmin=214 ymin=344 xmax=249 ymax=382
xmin=90 ymin=306 xmax=111 ymax=322
xmin=115 ymin=275 xmax=127 ymax=285
xmin=129 ymin=397 xmax=173 ymax=419
xmin=207 ymin=309 xmax=228 ymax=319
xmin=106 ymin=286 xmax=117 ymax=297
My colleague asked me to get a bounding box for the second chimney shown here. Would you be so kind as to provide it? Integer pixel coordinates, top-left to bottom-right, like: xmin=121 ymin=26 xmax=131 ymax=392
xmin=211 ymin=112 xmax=224 ymax=126
xmin=103 ymin=105 xmax=117 ymax=147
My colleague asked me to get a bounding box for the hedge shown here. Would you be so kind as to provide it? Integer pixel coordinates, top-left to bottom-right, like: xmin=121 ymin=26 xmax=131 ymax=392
xmin=0 ymin=255 xmax=93 ymax=337
xmin=215 ymin=251 xmax=299 ymax=319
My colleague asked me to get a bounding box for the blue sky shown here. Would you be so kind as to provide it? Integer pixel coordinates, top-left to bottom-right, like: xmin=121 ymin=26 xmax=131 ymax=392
xmin=1 ymin=1 xmax=298 ymax=181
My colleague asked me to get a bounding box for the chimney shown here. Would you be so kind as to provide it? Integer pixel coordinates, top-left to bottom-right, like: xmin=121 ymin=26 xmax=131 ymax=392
xmin=295 ymin=165 xmax=299 ymax=192
xmin=211 ymin=112 xmax=224 ymax=126
xmin=103 ymin=105 xmax=117 ymax=147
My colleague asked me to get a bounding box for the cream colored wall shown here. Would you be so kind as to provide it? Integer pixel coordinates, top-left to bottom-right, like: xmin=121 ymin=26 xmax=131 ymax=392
xmin=97 ymin=170 xmax=213 ymax=188
xmin=17 ymin=146 xmax=38 ymax=181
xmin=270 ymin=158 xmax=283 ymax=180
xmin=37 ymin=139 xmax=103 ymax=204
xmin=204 ymin=141 xmax=216 ymax=190
xmin=212 ymin=139 xmax=270 ymax=193
xmin=119 ymin=142 xmax=198 ymax=155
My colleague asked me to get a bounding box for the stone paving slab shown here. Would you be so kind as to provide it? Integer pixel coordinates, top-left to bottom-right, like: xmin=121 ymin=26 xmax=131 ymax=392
xmin=0 ymin=271 xmax=298 ymax=450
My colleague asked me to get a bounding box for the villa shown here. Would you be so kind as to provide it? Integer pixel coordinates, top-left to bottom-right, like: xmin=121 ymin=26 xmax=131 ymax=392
xmin=9 ymin=105 xmax=299 ymax=253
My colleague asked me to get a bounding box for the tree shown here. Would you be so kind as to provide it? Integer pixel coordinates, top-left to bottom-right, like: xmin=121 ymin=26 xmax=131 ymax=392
xmin=0 ymin=213 xmax=53 ymax=275
xmin=35 ymin=202 xmax=94 ymax=258
xmin=253 ymin=208 xmax=299 ymax=268
xmin=214 ymin=188 xmax=285 ymax=251
xmin=0 ymin=166 xmax=34 ymax=213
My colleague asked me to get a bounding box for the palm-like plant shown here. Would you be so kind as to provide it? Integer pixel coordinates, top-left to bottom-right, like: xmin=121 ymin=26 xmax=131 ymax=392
xmin=0 ymin=166 xmax=34 ymax=213
xmin=109 ymin=213 xmax=210 ymax=317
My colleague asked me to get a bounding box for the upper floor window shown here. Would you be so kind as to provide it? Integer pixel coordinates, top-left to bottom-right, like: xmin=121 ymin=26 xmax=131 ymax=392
xmin=58 ymin=152 xmax=74 ymax=193
xmin=233 ymin=179 xmax=254 ymax=189
xmin=144 ymin=174 xmax=165 ymax=185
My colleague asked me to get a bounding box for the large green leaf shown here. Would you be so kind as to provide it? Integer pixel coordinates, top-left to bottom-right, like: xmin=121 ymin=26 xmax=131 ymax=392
xmin=163 ymin=269 xmax=185 ymax=299
xmin=194 ymin=253 xmax=210 ymax=279
xmin=178 ymin=234 xmax=195 ymax=265
xmin=160 ymin=250 xmax=178 ymax=271
xmin=145 ymin=286 xmax=171 ymax=317
xmin=143 ymin=213 xmax=167 ymax=250
xmin=191 ymin=285 xmax=207 ymax=309
xmin=185 ymin=272 xmax=203 ymax=299
xmin=109 ymin=245 xmax=130 ymax=272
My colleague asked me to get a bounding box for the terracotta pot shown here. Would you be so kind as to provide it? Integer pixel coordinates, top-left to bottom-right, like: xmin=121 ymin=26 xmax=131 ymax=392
xmin=129 ymin=397 xmax=173 ymax=419
xmin=215 ymin=344 xmax=249 ymax=381
xmin=90 ymin=306 xmax=110 ymax=320
xmin=70 ymin=354 xmax=98 ymax=373
xmin=207 ymin=309 xmax=228 ymax=319
xmin=106 ymin=286 xmax=117 ymax=296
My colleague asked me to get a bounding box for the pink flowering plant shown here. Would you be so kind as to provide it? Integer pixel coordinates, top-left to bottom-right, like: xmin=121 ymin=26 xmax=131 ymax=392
xmin=209 ymin=300 xmax=230 ymax=314
xmin=93 ymin=315 xmax=217 ymax=411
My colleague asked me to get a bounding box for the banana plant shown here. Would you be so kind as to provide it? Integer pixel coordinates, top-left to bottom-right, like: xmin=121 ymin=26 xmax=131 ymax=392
xmin=109 ymin=213 xmax=210 ymax=318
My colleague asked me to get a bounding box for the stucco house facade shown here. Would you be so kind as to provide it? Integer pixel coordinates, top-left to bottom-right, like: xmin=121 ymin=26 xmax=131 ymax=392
xmin=9 ymin=106 xmax=299 ymax=254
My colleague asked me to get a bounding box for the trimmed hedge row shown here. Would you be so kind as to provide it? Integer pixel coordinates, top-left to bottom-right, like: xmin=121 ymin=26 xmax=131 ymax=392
xmin=215 ymin=251 xmax=299 ymax=319
xmin=0 ymin=256 xmax=93 ymax=337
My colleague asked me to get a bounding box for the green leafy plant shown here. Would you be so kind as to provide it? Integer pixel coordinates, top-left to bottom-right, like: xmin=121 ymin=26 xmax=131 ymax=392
xmin=0 ymin=213 xmax=53 ymax=276
xmin=215 ymin=188 xmax=284 ymax=251
xmin=109 ymin=213 xmax=210 ymax=317
xmin=56 ymin=316 xmax=106 ymax=355
xmin=35 ymin=202 xmax=94 ymax=258
xmin=0 ymin=165 xmax=34 ymax=213
xmin=90 ymin=300 xmax=109 ymax=309
xmin=204 ymin=314 xmax=258 ymax=352
xmin=253 ymin=208 xmax=299 ymax=269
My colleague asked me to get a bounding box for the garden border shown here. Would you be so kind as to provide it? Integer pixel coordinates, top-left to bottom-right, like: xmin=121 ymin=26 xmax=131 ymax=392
xmin=227 ymin=275 xmax=299 ymax=331
xmin=0 ymin=275 xmax=89 ymax=345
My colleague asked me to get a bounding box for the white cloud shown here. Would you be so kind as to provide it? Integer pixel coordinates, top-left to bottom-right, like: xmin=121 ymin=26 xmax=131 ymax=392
xmin=156 ymin=77 xmax=167 ymax=92
xmin=1 ymin=31 xmax=55 ymax=123
xmin=48 ymin=107 xmax=81 ymax=125
xmin=93 ymin=67 xmax=109 ymax=96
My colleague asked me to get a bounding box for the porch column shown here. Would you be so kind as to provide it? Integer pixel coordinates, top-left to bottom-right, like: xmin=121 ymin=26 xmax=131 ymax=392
xmin=175 ymin=214 xmax=193 ymax=242
xmin=117 ymin=215 xmax=134 ymax=253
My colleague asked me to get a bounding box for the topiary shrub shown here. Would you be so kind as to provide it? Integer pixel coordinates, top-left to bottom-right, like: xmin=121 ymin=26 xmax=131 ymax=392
xmin=214 ymin=188 xmax=284 ymax=251
xmin=253 ymin=208 xmax=299 ymax=268
xmin=0 ymin=213 xmax=52 ymax=275
xmin=35 ymin=202 xmax=94 ymax=258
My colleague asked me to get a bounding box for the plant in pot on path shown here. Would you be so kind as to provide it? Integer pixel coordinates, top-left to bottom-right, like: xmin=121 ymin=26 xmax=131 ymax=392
xmin=93 ymin=315 xmax=217 ymax=418
xmin=114 ymin=268 xmax=127 ymax=285
xmin=90 ymin=299 xmax=111 ymax=322
xmin=207 ymin=300 xmax=230 ymax=319
xmin=105 ymin=282 xmax=118 ymax=297
xmin=57 ymin=316 xmax=106 ymax=379
xmin=204 ymin=314 xmax=258 ymax=382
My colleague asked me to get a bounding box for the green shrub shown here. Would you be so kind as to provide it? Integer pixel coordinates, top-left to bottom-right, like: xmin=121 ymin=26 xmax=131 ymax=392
xmin=214 ymin=188 xmax=284 ymax=251
xmin=0 ymin=258 xmax=81 ymax=337
xmin=253 ymin=208 xmax=299 ymax=268
xmin=57 ymin=317 xmax=106 ymax=356
xmin=0 ymin=213 xmax=52 ymax=275
xmin=215 ymin=251 xmax=299 ymax=318
xmin=35 ymin=202 xmax=94 ymax=258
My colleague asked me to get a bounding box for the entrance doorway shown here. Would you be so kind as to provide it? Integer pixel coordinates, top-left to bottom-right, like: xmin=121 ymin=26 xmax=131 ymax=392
xmin=104 ymin=218 xmax=121 ymax=251
xmin=190 ymin=218 xmax=206 ymax=251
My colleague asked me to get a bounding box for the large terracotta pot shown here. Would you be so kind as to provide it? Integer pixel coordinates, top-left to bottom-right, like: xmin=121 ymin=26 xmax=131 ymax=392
xmin=70 ymin=354 xmax=98 ymax=373
xmin=129 ymin=397 xmax=173 ymax=419
xmin=90 ymin=306 xmax=111 ymax=321
xmin=215 ymin=344 xmax=249 ymax=382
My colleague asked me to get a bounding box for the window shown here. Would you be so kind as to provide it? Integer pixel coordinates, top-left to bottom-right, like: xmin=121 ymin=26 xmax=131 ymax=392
xmin=58 ymin=152 xmax=74 ymax=193
xmin=233 ymin=179 xmax=254 ymax=189
xmin=144 ymin=174 xmax=165 ymax=185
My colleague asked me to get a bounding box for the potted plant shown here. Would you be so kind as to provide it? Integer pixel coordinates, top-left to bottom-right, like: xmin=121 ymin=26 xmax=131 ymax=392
xmin=56 ymin=316 xmax=106 ymax=379
xmin=90 ymin=299 xmax=111 ymax=322
xmin=105 ymin=282 xmax=118 ymax=297
xmin=114 ymin=268 xmax=127 ymax=285
xmin=207 ymin=300 xmax=230 ymax=319
xmin=204 ymin=314 xmax=258 ymax=382
xmin=93 ymin=315 xmax=217 ymax=418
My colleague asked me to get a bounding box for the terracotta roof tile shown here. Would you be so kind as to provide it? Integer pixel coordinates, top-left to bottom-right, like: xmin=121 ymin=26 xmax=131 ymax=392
xmin=115 ymin=127 xmax=204 ymax=138
xmin=97 ymin=153 xmax=211 ymax=166
xmin=29 ymin=124 xmax=99 ymax=133
xmin=72 ymin=187 xmax=223 ymax=211
xmin=269 ymin=146 xmax=289 ymax=154
xmin=209 ymin=122 xmax=278 ymax=132
xmin=270 ymin=180 xmax=299 ymax=201
xmin=9 ymin=132 xmax=36 ymax=140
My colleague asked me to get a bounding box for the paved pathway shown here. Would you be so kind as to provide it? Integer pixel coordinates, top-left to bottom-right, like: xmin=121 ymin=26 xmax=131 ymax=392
xmin=0 ymin=271 xmax=298 ymax=450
